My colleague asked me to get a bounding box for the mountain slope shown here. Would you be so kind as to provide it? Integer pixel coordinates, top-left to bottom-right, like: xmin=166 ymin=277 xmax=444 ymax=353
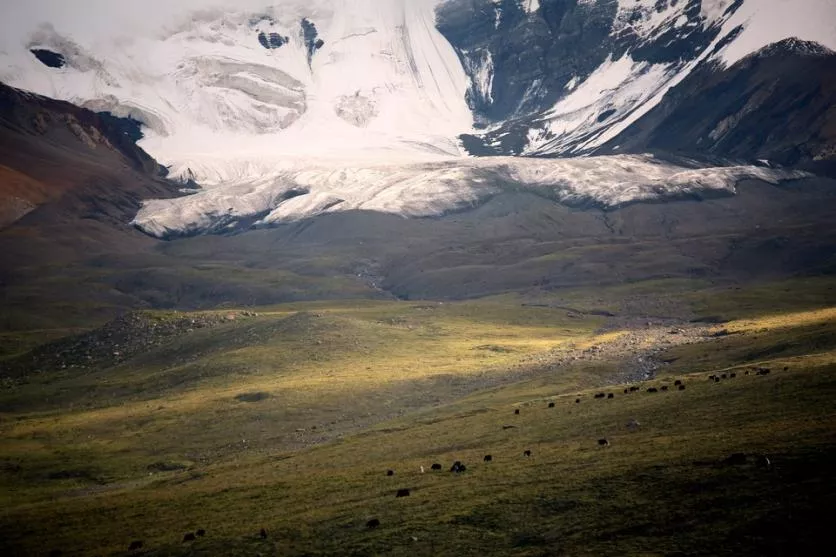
xmin=1 ymin=0 xmax=833 ymax=173
xmin=443 ymin=0 xmax=836 ymax=157
xmin=0 ymin=82 xmax=169 ymax=228
xmin=599 ymin=38 xmax=836 ymax=166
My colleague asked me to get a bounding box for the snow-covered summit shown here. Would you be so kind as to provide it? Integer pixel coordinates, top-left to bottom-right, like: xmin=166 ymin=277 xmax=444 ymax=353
xmin=2 ymin=0 xmax=473 ymax=178
xmin=0 ymin=0 xmax=833 ymax=237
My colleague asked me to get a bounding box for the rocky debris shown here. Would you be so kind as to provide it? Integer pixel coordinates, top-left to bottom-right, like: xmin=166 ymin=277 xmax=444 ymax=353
xmin=0 ymin=311 xmax=259 ymax=379
xmin=512 ymin=318 xmax=717 ymax=383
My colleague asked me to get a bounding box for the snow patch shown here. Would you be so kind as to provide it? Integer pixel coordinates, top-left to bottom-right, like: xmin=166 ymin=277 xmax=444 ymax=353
xmin=525 ymin=55 xmax=673 ymax=154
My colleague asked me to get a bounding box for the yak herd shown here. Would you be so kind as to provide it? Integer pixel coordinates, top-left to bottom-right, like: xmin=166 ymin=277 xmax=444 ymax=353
xmin=369 ymin=365 xmax=780 ymax=529
xmin=112 ymin=365 xmax=779 ymax=552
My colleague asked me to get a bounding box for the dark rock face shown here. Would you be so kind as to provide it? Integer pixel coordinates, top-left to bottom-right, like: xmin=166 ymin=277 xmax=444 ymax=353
xmin=301 ymin=18 xmax=324 ymax=66
xmin=258 ymin=31 xmax=289 ymax=50
xmin=30 ymin=49 xmax=65 ymax=68
xmin=436 ymin=0 xmax=616 ymax=126
xmin=600 ymin=39 xmax=836 ymax=167
xmin=435 ymin=0 xmax=743 ymax=154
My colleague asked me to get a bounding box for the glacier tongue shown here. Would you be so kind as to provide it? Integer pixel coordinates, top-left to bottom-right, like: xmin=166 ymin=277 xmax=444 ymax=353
xmin=132 ymin=155 xmax=809 ymax=238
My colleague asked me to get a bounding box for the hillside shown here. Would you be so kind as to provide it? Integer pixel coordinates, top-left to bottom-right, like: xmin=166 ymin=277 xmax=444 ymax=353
xmin=1 ymin=282 xmax=835 ymax=555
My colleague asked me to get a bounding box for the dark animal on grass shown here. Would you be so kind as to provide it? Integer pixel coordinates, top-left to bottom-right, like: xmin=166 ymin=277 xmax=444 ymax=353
xmin=745 ymin=370 xmax=750 ymax=375
xmin=661 ymin=386 xmax=669 ymax=391
xmin=708 ymin=375 xmax=717 ymax=381
xmin=548 ymin=402 xmax=555 ymax=408
xmin=514 ymin=409 xmax=520 ymax=415
xmin=724 ymin=453 xmax=748 ymax=466
xmin=594 ymin=393 xmax=606 ymax=399
xmin=386 ymin=470 xmax=394 ymax=476
xmin=624 ymin=388 xmax=629 ymax=394
xmin=366 ymin=518 xmax=380 ymax=529
xmin=678 ymin=384 xmax=686 ymax=391
xmin=674 ymin=380 xmax=682 ymax=386
xmin=502 ymin=424 xmax=517 ymax=430
xmin=260 ymin=528 xmax=268 ymax=539
xmin=450 ymin=461 xmax=467 ymax=473
xmin=396 ymin=488 xmax=411 ymax=497
xmin=647 ymin=387 xmax=658 ymax=393
xmin=630 ymin=386 xmax=640 ymax=392
xmin=783 ymin=366 xmax=789 ymax=371
xmin=607 ymin=393 xmax=614 ymax=399
xmin=721 ymin=374 xmax=728 ymax=379
xmin=129 ymin=540 xmax=144 ymax=551
xmin=598 ymin=439 xmax=609 ymax=447
xmin=484 ymin=455 xmax=492 ymax=462
xmin=196 ymin=529 xmax=206 ymax=537
xmin=183 ymin=533 xmax=196 ymax=542
xmin=757 ymin=368 xmax=771 ymax=376
xmin=575 ymin=398 xmax=581 ymax=403
xmin=524 ymin=450 xmax=532 ymax=457
xmin=431 ymin=463 xmax=442 ymax=471
xmin=714 ymin=377 xmax=721 ymax=383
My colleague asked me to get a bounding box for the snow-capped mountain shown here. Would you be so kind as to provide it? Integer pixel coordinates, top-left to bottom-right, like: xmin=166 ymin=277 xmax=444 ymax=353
xmin=1 ymin=0 xmax=834 ymax=237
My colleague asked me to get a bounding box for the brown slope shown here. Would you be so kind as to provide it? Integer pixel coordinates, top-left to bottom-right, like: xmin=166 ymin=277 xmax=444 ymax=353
xmin=0 ymin=82 xmax=182 ymax=339
xmin=0 ymin=81 xmax=172 ymax=228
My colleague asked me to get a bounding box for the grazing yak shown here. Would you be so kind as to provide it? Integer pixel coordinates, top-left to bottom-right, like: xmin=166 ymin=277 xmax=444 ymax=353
xmin=674 ymin=380 xmax=682 ymax=386
xmin=575 ymin=398 xmax=581 ymax=404
xmin=514 ymin=409 xmax=520 ymax=415
xmin=366 ymin=518 xmax=380 ymax=529
xmin=483 ymin=455 xmax=493 ymax=462
xmin=661 ymin=386 xmax=669 ymax=392
xmin=647 ymin=387 xmax=658 ymax=393
xmin=128 ymin=541 xmax=144 ymax=551
xmin=396 ymin=488 xmax=411 ymax=497
xmin=598 ymin=439 xmax=610 ymax=447
xmin=548 ymin=402 xmax=555 ymax=408
xmin=450 ymin=461 xmax=467 ymax=473
xmin=386 ymin=470 xmax=394 ymax=476
xmin=196 ymin=529 xmax=206 ymax=537
xmin=594 ymin=393 xmax=606 ymax=399
xmin=607 ymin=393 xmax=614 ymax=399
xmin=678 ymin=384 xmax=686 ymax=391
xmin=183 ymin=533 xmax=196 ymax=543
xmin=260 ymin=528 xmax=268 ymax=539
xmin=523 ymin=450 xmax=532 ymax=457
xmin=431 ymin=463 xmax=442 ymax=471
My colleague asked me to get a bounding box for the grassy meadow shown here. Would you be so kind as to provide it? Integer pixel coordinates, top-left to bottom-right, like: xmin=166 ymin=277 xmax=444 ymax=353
xmin=0 ymin=279 xmax=835 ymax=556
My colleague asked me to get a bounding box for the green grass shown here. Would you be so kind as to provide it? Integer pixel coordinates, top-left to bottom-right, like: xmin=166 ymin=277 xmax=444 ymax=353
xmin=1 ymin=289 xmax=835 ymax=556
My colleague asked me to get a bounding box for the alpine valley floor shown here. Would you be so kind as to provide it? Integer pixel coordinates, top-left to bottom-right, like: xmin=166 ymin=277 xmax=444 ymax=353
xmin=1 ymin=276 xmax=835 ymax=556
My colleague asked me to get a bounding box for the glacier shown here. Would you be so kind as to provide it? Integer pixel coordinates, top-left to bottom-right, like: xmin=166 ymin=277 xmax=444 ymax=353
xmin=0 ymin=0 xmax=832 ymax=237
xmin=131 ymin=155 xmax=809 ymax=238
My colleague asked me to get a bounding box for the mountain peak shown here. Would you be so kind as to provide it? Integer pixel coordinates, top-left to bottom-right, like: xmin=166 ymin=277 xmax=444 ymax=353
xmin=753 ymin=37 xmax=836 ymax=59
